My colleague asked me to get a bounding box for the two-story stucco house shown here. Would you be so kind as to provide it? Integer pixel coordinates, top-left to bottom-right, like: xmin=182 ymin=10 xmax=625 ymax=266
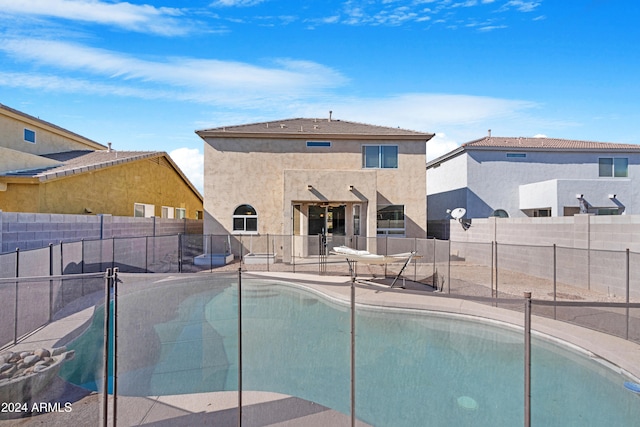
xmin=196 ymin=116 xmax=433 ymax=252
xmin=426 ymin=134 xmax=640 ymax=237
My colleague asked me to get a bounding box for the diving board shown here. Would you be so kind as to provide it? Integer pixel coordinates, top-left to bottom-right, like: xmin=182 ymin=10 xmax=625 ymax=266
xmin=330 ymin=246 xmax=418 ymax=288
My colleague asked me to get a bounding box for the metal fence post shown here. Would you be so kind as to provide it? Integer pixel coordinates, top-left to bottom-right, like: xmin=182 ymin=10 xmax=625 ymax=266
xmin=267 ymin=234 xmax=270 ymax=273
xmin=524 ymin=291 xmax=532 ymax=427
xmin=626 ymin=248 xmax=630 ymax=340
xmin=145 ymin=236 xmax=149 ymax=273
xmin=553 ymin=244 xmax=557 ymax=320
xmin=49 ymin=243 xmax=54 ymax=323
xmin=491 ymin=241 xmax=495 ymax=299
xmin=447 ymin=239 xmax=451 ymax=294
xmin=178 ymin=233 xmax=183 ymax=273
xmin=495 ymin=242 xmax=499 ymax=301
xmin=14 ymin=248 xmax=19 ymax=345
xmin=112 ymin=267 xmax=119 ymax=427
xmin=432 ymin=238 xmax=436 ymax=289
xmin=350 ymin=272 xmax=356 ymax=427
xmin=102 ymin=268 xmax=112 ymax=427
xmin=237 ymin=267 xmax=243 ymax=427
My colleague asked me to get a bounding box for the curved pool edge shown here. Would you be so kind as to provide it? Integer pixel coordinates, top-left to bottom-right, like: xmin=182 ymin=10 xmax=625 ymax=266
xmin=247 ymin=271 xmax=640 ymax=383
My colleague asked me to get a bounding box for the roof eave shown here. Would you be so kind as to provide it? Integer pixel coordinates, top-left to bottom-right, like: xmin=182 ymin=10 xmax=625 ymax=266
xmin=195 ymin=130 xmax=434 ymax=141
xmin=426 ymin=146 xmax=465 ymax=168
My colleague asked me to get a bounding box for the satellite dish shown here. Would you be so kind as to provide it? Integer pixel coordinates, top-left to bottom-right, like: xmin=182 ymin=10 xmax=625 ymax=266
xmin=446 ymin=207 xmax=471 ymax=231
xmin=449 ymin=207 xmax=466 ymax=220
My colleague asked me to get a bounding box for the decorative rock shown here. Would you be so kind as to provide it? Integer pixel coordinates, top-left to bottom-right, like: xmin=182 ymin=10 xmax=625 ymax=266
xmin=23 ymin=355 xmax=40 ymax=367
xmin=19 ymin=352 xmax=30 ymax=359
xmin=33 ymin=365 xmax=49 ymax=373
xmin=34 ymin=348 xmax=50 ymax=358
xmin=0 ymin=363 xmax=12 ymax=373
xmin=51 ymin=347 xmax=67 ymax=357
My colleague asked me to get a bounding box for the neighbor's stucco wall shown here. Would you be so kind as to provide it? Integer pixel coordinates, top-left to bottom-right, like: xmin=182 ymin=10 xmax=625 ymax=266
xmin=0 ymin=157 xmax=203 ymax=218
xmin=428 ymin=149 xmax=640 ymax=220
xmin=203 ymin=136 xmax=427 ymax=238
xmin=0 ymin=109 xmax=102 ymax=155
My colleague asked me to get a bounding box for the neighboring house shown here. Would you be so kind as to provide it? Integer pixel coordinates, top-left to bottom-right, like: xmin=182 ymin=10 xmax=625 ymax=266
xmin=0 ymin=103 xmax=203 ymax=218
xmin=196 ymin=116 xmax=433 ymax=252
xmin=426 ymin=134 xmax=640 ymax=237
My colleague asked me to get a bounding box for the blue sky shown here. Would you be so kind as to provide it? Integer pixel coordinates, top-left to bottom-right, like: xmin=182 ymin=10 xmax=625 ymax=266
xmin=1 ymin=0 xmax=639 ymax=192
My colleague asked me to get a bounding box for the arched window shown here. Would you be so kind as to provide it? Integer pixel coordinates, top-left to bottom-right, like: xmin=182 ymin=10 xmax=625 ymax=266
xmin=491 ymin=209 xmax=509 ymax=218
xmin=233 ymin=204 xmax=258 ymax=233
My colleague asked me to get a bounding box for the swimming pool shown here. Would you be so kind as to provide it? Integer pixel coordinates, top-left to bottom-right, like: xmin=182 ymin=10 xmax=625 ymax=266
xmin=60 ymin=278 xmax=640 ymax=426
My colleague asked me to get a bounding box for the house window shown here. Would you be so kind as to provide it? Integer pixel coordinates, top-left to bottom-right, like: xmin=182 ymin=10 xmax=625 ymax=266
xmin=533 ymin=208 xmax=551 ymax=217
xmin=377 ymin=205 xmax=405 ymax=236
xmin=506 ymin=153 xmax=526 ymax=158
xmin=599 ymin=157 xmax=628 ymax=177
xmin=306 ymin=141 xmax=332 ymax=147
xmin=24 ymin=128 xmax=36 ymax=143
xmin=161 ymin=206 xmax=174 ymax=219
xmin=233 ymin=204 xmax=258 ymax=233
xmin=134 ymin=203 xmax=154 ymax=218
xmin=363 ymin=145 xmax=398 ymax=168
xmin=196 ymin=211 xmax=203 ymax=220
xmin=176 ymin=208 xmax=186 ymax=219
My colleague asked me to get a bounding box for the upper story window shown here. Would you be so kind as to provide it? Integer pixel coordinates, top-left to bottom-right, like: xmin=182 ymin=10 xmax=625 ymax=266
xmin=176 ymin=208 xmax=186 ymax=219
xmin=506 ymin=153 xmax=526 ymax=158
xmin=24 ymin=128 xmax=36 ymax=143
xmin=233 ymin=204 xmax=257 ymax=234
xmin=362 ymin=145 xmax=398 ymax=168
xmin=306 ymin=141 xmax=331 ymax=148
xmin=599 ymin=157 xmax=628 ymax=177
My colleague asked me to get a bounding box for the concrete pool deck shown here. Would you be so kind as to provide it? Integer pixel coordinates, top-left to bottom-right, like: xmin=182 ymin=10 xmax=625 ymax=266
xmin=3 ymin=271 xmax=640 ymax=426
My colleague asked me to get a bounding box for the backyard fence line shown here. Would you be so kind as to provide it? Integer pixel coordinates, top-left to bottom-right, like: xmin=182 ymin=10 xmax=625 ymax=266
xmin=2 ymin=233 xmax=640 ymax=343
xmin=4 ymin=269 xmax=640 ymax=425
xmin=0 ymin=271 xmax=106 ymax=349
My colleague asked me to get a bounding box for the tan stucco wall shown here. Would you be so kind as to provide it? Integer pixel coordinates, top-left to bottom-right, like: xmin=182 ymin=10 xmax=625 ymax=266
xmin=0 ymin=157 xmax=203 ymax=218
xmin=203 ymin=136 xmax=427 ymax=238
xmin=0 ymin=110 xmax=103 ymax=155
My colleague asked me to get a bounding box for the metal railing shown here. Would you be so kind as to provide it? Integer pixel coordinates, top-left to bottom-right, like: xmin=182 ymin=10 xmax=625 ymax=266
xmin=3 ymin=270 xmax=640 ymax=426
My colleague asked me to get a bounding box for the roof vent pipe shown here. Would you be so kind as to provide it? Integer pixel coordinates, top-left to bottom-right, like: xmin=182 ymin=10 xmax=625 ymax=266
xmin=107 ymin=142 xmax=112 ymax=152
xmin=488 ymin=129 xmax=491 ymax=137
xmin=329 ymin=111 xmax=332 ymax=122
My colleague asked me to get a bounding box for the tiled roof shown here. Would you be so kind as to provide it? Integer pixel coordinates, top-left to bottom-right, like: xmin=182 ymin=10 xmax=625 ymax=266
xmin=3 ymin=150 xmax=161 ymax=180
xmin=464 ymin=136 xmax=640 ymax=151
xmin=1 ymin=149 xmax=203 ymax=200
xmin=197 ymin=118 xmax=433 ymax=139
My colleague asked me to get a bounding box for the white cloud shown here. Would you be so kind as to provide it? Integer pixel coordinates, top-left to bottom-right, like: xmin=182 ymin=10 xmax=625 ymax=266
xmin=0 ymin=0 xmax=188 ymax=36
xmin=0 ymin=38 xmax=348 ymax=107
xmin=210 ymin=0 xmax=266 ymax=6
xmin=427 ymin=133 xmax=461 ymax=161
xmin=499 ymin=1 xmax=542 ymax=13
xmin=170 ymin=147 xmax=204 ymax=193
xmin=322 ymin=93 xmax=538 ymax=131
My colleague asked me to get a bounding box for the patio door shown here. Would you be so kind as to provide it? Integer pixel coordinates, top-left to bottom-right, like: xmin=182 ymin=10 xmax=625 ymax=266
xmin=307 ymin=205 xmax=346 ymax=236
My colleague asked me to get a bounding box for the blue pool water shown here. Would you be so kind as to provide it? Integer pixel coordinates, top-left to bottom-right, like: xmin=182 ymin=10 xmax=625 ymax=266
xmin=60 ymin=280 xmax=640 ymax=426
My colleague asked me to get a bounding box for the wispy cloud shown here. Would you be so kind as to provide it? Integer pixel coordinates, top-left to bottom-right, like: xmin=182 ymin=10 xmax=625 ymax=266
xmin=0 ymin=0 xmax=189 ymax=36
xmin=0 ymin=38 xmax=348 ymax=107
xmin=499 ymin=1 xmax=542 ymax=13
xmin=210 ymin=0 xmax=267 ymax=6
